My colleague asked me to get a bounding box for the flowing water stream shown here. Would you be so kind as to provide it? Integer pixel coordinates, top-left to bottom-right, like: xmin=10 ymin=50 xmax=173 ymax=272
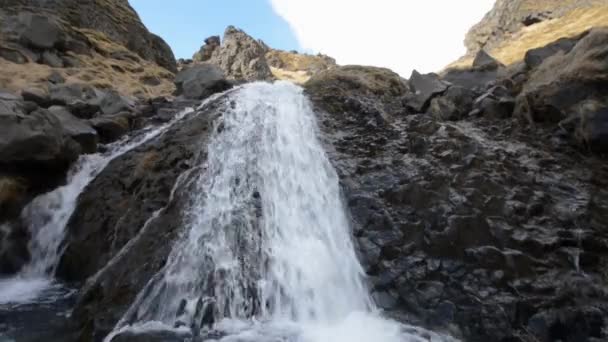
xmin=1 ymin=82 xmax=454 ymax=342
xmin=107 ymin=82 xmax=454 ymax=342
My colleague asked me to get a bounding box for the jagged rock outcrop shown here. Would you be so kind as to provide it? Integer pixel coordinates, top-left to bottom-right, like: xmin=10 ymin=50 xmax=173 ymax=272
xmin=515 ymin=28 xmax=608 ymax=152
xmin=0 ymin=0 xmax=182 ymax=237
xmin=448 ymin=0 xmax=608 ymax=69
xmin=192 ymin=35 xmax=220 ymax=62
xmin=465 ymin=0 xmax=607 ymax=56
xmin=192 ymin=27 xmax=336 ymax=84
xmin=0 ymin=0 xmax=176 ymax=72
xmin=0 ymin=1 xmax=176 ymax=99
xmin=208 ymin=26 xmax=273 ymax=81
xmin=305 ymin=51 xmax=608 ymax=341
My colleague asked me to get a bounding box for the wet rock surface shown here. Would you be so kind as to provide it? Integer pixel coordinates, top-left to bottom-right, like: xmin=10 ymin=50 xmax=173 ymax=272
xmin=305 ymin=49 xmax=608 ymax=341
xmin=56 ymin=94 xmax=232 ymax=341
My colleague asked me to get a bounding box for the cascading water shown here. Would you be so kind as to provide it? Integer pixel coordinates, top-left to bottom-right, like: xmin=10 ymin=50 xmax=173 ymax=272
xmin=0 ymin=106 xmax=196 ymax=306
xmin=108 ymin=82 xmax=454 ymax=342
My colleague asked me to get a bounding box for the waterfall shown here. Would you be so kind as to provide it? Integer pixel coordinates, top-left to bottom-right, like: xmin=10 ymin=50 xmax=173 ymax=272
xmin=109 ymin=82 xmax=454 ymax=342
xmin=0 ymin=106 xmax=198 ymax=305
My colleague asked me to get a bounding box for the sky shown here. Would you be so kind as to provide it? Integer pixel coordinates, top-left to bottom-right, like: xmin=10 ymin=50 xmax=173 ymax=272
xmin=130 ymin=0 xmax=495 ymax=76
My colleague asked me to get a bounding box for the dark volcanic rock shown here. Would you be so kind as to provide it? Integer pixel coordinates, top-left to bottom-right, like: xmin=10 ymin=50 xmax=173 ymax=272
xmin=442 ymin=67 xmax=499 ymax=91
xmin=174 ymin=63 xmax=232 ymax=100
xmin=0 ymin=46 xmax=29 ymax=64
xmin=407 ymin=70 xmax=448 ymax=112
xmin=58 ymin=94 xmax=231 ymax=341
xmin=305 ymin=62 xmax=608 ymax=342
xmin=0 ymin=221 xmax=30 ymax=275
xmin=99 ymin=91 xmax=135 ymax=115
xmin=21 ymin=87 xmax=51 ymax=107
xmin=89 ymin=113 xmax=131 ymax=143
xmin=48 ymin=105 xmax=98 ymax=153
xmin=110 ymin=329 xmax=196 ymax=342
xmin=472 ymin=49 xmax=502 ymax=70
xmin=0 ymin=108 xmax=77 ymax=169
xmin=41 ymin=50 xmax=64 ymax=67
xmin=515 ymin=28 xmax=608 ymax=152
xmin=428 ymin=86 xmax=478 ymax=121
xmin=18 ymin=13 xmax=61 ymax=50
xmin=1 ymin=0 xmax=177 ymax=72
xmin=524 ymin=34 xmax=582 ymax=69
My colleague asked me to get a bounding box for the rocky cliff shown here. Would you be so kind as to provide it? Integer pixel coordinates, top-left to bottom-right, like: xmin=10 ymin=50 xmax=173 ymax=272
xmin=0 ymin=0 xmax=182 ymax=274
xmin=188 ymin=26 xmax=336 ymax=84
xmin=1 ymin=2 xmax=608 ymax=342
xmin=450 ymin=0 xmax=608 ymax=68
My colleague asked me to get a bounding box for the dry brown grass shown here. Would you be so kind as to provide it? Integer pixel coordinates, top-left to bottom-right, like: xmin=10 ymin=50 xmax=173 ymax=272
xmin=266 ymin=50 xmax=334 ymax=72
xmin=270 ymin=67 xmax=311 ymax=84
xmin=447 ymin=6 xmax=608 ymax=69
xmin=0 ymin=29 xmax=175 ymax=99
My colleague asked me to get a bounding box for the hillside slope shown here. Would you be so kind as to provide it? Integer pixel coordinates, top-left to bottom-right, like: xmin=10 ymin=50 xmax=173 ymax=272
xmin=449 ymin=0 xmax=608 ymax=68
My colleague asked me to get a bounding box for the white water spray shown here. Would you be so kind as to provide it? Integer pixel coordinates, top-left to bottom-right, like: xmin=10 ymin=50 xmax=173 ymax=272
xmin=109 ymin=82 xmax=454 ymax=342
xmin=0 ymin=106 xmax=198 ymax=305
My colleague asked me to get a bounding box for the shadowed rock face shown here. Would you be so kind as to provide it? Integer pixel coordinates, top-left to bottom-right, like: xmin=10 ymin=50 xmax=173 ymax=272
xmin=464 ymin=0 xmax=608 ymax=56
xmin=57 ymin=96 xmax=229 ymax=342
xmin=305 ymin=62 xmax=608 ymax=341
xmin=0 ymin=0 xmax=176 ymax=72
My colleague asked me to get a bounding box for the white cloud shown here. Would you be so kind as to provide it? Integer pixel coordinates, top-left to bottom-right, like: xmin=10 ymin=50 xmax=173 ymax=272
xmin=270 ymin=0 xmax=495 ymax=76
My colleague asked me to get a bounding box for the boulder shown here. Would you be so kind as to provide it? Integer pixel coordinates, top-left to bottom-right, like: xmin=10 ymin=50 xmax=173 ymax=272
xmin=2 ymin=0 xmax=177 ymax=72
xmin=18 ymin=13 xmax=61 ymax=50
xmin=0 ymin=96 xmax=26 ymax=116
xmin=41 ymin=50 xmax=64 ymax=68
xmin=209 ymin=26 xmax=273 ymax=81
xmin=0 ymin=108 xmax=75 ymax=168
xmin=0 ymin=222 xmax=30 ymax=275
xmin=576 ymin=104 xmax=608 ymax=153
xmin=472 ymin=49 xmax=502 ymax=70
xmin=305 ymin=65 xmax=408 ymax=120
xmin=174 ymin=63 xmax=232 ymax=100
xmin=21 ymin=87 xmax=51 ymax=107
xmin=89 ymin=113 xmax=131 ymax=143
xmin=49 ymin=83 xmax=100 ymax=107
xmin=442 ymin=68 xmax=498 ymax=90
xmin=49 ymin=106 xmax=98 ymax=153
xmin=407 ymin=70 xmax=448 ymax=112
xmin=515 ymin=28 xmax=608 ymax=129
xmin=472 ymin=86 xmax=516 ymax=119
xmin=428 ymin=86 xmax=477 ymax=121
xmin=0 ymin=46 xmax=28 ymax=64
xmin=524 ymin=35 xmax=582 ymax=69
xmin=99 ymin=91 xmax=135 ymax=115
xmin=0 ymin=177 xmax=27 ymax=221
xmin=48 ymin=71 xmax=66 ymax=84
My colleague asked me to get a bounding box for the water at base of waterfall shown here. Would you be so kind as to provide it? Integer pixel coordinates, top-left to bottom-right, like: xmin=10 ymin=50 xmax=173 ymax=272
xmin=106 ymin=82 xmax=456 ymax=342
xmin=0 ymin=104 xmax=202 ymax=341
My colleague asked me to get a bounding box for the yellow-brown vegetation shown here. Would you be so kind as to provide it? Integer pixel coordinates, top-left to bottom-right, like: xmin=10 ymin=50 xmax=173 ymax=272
xmin=447 ymin=6 xmax=608 ymax=69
